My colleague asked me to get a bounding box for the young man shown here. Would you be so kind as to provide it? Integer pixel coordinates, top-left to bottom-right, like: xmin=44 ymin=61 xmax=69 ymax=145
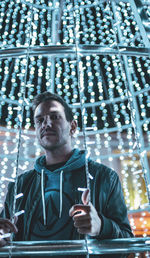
xmin=0 ymin=91 xmax=133 ymax=250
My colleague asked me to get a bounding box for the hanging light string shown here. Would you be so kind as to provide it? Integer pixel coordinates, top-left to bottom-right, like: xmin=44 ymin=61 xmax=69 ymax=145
xmin=106 ymin=0 xmax=150 ymax=203
xmin=9 ymin=0 xmax=34 ymax=249
xmin=72 ymin=0 xmax=91 ymax=202
xmin=72 ymin=1 xmax=91 ymax=257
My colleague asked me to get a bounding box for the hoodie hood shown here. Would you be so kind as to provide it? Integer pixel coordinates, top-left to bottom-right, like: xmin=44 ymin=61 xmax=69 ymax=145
xmin=34 ymin=148 xmax=87 ymax=174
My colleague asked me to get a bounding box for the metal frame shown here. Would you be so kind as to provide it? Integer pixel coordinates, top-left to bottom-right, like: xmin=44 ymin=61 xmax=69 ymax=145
xmin=0 ymin=0 xmax=150 ymax=222
xmin=111 ymin=0 xmax=150 ymax=192
xmin=1 ymin=238 xmax=150 ymax=256
xmin=129 ymin=0 xmax=150 ymax=44
xmin=0 ymin=45 xmax=150 ymax=59
xmin=0 ymin=86 xmax=150 ymax=108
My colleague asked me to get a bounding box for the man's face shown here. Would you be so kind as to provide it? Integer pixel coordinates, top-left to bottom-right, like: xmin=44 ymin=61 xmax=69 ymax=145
xmin=34 ymin=100 xmax=75 ymax=151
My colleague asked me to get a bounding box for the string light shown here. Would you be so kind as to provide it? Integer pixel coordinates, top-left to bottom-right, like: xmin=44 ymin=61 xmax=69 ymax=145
xmin=0 ymin=0 xmax=150 ymax=241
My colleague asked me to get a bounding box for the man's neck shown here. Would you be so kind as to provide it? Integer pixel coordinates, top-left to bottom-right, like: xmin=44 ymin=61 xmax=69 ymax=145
xmin=45 ymin=147 xmax=73 ymax=166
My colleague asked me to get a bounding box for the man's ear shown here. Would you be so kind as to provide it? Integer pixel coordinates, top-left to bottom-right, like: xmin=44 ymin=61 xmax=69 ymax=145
xmin=70 ymin=120 xmax=77 ymax=136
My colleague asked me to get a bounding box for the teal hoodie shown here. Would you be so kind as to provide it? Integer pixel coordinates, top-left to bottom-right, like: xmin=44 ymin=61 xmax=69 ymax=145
xmin=1 ymin=147 xmax=133 ymax=258
xmin=30 ymin=148 xmax=88 ymax=241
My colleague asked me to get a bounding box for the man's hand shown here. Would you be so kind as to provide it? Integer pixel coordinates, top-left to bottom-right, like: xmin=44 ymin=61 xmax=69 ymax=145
xmin=0 ymin=218 xmax=18 ymax=247
xmin=69 ymin=189 xmax=101 ymax=236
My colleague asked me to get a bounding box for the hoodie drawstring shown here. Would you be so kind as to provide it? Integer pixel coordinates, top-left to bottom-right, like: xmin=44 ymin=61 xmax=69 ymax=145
xmin=41 ymin=169 xmax=46 ymax=225
xmin=59 ymin=170 xmax=63 ymax=218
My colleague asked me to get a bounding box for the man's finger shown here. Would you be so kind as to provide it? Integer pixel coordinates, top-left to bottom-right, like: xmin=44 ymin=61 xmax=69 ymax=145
xmin=73 ymin=213 xmax=90 ymax=221
xmin=81 ymin=189 xmax=89 ymax=205
xmin=0 ymin=233 xmax=11 ymax=240
xmin=77 ymin=227 xmax=91 ymax=235
xmin=0 ymin=219 xmax=18 ymax=233
xmin=69 ymin=204 xmax=90 ymax=217
xmin=0 ymin=238 xmax=7 ymax=247
xmin=74 ymin=218 xmax=91 ymax=228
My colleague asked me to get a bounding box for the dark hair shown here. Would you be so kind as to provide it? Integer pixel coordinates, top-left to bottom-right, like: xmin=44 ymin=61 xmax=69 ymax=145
xmin=32 ymin=91 xmax=74 ymax=122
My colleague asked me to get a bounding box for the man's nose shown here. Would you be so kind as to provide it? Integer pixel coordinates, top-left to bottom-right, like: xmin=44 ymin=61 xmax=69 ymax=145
xmin=42 ymin=116 xmax=52 ymax=128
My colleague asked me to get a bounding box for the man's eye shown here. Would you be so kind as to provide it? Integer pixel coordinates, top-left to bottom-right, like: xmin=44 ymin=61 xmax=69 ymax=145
xmin=50 ymin=114 xmax=60 ymax=120
xmin=36 ymin=118 xmax=44 ymax=124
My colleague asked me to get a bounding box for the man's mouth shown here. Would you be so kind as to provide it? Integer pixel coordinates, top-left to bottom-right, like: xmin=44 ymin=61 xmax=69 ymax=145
xmin=41 ymin=131 xmax=56 ymax=138
xmin=43 ymin=133 xmax=55 ymax=136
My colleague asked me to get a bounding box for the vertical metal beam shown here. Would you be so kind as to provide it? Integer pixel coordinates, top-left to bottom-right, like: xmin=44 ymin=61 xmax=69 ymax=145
xmin=111 ymin=1 xmax=150 ymax=190
xmin=129 ymin=0 xmax=150 ymax=47
xmin=50 ymin=0 xmax=60 ymax=93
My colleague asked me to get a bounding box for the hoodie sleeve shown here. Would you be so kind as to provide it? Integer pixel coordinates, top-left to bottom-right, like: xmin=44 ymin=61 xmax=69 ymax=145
xmin=91 ymin=165 xmax=134 ymax=239
xmin=0 ymin=182 xmax=14 ymax=219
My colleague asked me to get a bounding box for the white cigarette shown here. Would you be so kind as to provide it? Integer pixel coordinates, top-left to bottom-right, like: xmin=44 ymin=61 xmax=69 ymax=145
xmin=15 ymin=210 xmax=25 ymax=217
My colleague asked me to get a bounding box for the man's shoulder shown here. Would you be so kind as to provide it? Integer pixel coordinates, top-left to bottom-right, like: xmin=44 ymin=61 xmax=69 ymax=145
xmin=8 ymin=169 xmax=36 ymax=191
xmin=88 ymin=159 xmax=118 ymax=178
xmin=18 ymin=169 xmax=35 ymax=179
xmin=17 ymin=169 xmax=37 ymax=184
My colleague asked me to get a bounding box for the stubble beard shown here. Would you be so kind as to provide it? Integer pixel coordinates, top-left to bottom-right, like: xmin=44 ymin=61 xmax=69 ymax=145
xmin=37 ymin=126 xmax=71 ymax=152
xmin=39 ymin=137 xmax=68 ymax=152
